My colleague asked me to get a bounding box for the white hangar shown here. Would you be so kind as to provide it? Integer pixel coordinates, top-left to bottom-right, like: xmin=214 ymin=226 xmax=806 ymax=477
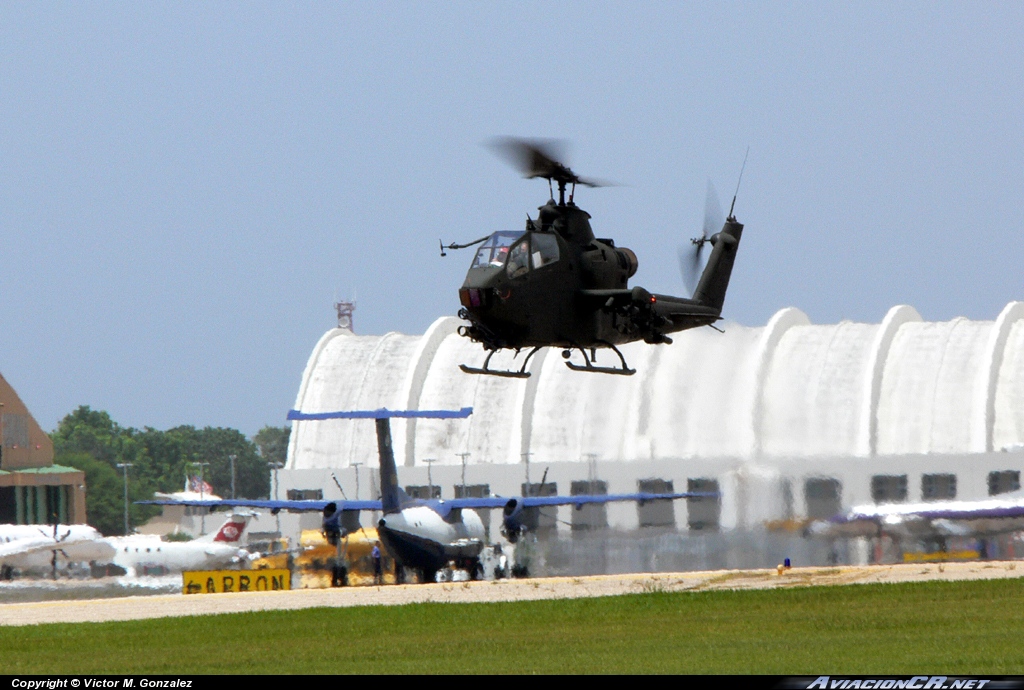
xmin=279 ymin=302 xmax=1024 ymax=534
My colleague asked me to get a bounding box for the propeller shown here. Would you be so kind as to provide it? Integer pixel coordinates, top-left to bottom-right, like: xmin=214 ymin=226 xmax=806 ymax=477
xmin=680 ymin=180 xmax=724 ymax=295
xmin=486 ymin=137 xmax=610 ymax=189
xmin=37 ymin=523 xmax=74 ymax=579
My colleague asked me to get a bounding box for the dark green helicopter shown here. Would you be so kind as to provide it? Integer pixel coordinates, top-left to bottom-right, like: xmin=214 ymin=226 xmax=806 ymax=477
xmin=443 ymin=138 xmax=745 ymax=378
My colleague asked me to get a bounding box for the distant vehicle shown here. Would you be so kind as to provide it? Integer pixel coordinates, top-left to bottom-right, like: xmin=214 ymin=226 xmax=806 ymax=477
xmin=143 ymin=408 xmax=716 ymax=583
xmin=0 ymin=523 xmax=115 ymax=579
xmin=808 ymin=490 xmax=1024 ymax=559
xmin=100 ymin=512 xmax=254 ymax=577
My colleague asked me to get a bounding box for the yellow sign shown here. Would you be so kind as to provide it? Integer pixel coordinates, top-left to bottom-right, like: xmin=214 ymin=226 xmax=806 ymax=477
xmin=183 ymin=569 xmax=291 ymax=594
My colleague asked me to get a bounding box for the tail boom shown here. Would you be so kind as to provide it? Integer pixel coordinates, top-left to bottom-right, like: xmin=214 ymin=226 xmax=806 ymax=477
xmin=692 ymin=218 xmax=743 ymax=313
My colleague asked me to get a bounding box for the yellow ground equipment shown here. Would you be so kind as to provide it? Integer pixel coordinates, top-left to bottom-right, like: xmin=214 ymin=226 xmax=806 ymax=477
xmin=291 ymin=527 xmax=402 ymax=587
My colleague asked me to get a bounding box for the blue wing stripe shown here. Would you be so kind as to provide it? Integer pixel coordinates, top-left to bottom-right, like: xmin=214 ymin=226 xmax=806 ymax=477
xmin=438 ymin=491 xmax=719 ymax=510
xmin=287 ymin=407 xmax=473 ymax=421
xmin=137 ymin=491 xmax=718 ymax=513
xmin=516 ymin=491 xmax=718 ymax=508
xmin=136 ymin=498 xmax=382 ymax=512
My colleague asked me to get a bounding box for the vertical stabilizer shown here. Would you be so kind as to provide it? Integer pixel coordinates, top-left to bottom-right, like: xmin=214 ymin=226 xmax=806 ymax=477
xmin=196 ymin=513 xmax=251 ymax=543
xmin=376 ymin=418 xmax=407 ymax=514
xmin=693 ymin=218 xmax=744 ymax=313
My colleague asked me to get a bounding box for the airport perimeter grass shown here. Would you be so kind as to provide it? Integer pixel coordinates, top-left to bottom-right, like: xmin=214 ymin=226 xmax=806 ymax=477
xmin=3 ymin=578 xmax=1024 ymax=674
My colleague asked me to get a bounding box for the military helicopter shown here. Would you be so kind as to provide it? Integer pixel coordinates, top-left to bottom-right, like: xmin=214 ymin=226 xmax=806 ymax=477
xmin=443 ymin=137 xmax=745 ymax=378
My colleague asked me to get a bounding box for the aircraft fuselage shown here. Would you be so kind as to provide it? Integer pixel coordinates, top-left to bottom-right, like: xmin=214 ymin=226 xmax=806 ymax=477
xmin=376 ymin=504 xmax=486 ymax=577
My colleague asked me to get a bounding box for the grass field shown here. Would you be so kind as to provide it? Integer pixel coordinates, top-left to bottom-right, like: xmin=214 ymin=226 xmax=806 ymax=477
xmin=2 ymin=578 xmax=1023 ymax=674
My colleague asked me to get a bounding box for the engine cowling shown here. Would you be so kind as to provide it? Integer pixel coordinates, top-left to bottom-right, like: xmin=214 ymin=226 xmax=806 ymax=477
xmin=501 ymin=498 xmax=527 ymax=543
xmin=322 ymin=503 xmax=361 ymax=546
xmin=322 ymin=502 xmax=342 ymax=546
xmin=616 ymin=247 xmax=639 ymax=278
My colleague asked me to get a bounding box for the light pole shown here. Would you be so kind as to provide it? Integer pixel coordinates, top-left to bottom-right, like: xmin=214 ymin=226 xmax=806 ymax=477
xmin=521 ymin=452 xmax=533 ymax=489
xmin=424 ymin=458 xmax=436 ymax=498
xmin=269 ymin=461 xmax=284 ymax=534
xmin=456 ymin=452 xmax=471 ymax=493
xmin=193 ymin=461 xmax=210 ymax=534
xmin=115 ymin=463 xmax=133 ymax=536
xmin=584 ymin=453 xmax=599 ymax=490
xmin=351 ymin=462 xmax=362 ymax=500
xmin=228 ymin=454 xmax=237 ymax=499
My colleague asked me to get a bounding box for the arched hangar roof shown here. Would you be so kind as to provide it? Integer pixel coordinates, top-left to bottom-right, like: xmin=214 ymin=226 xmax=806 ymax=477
xmin=287 ymin=303 xmax=1024 ymax=469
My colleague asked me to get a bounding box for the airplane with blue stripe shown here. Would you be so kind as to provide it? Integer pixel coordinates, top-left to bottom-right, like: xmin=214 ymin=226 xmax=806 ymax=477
xmin=142 ymin=407 xmax=717 ymax=582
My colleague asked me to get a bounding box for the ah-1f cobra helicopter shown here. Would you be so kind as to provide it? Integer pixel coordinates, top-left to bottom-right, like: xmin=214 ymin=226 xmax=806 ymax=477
xmin=443 ymin=138 xmax=745 ymax=378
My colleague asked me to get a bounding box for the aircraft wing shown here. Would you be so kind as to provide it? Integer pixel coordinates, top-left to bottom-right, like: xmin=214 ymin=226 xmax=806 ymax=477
xmin=440 ymin=490 xmax=717 ymax=511
xmin=813 ymin=495 xmax=1024 ymax=539
xmin=515 ymin=490 xmax=715 ymax=508
xmin=0 ymin=537 xmax=59 ymax=560
xmin=0 ymin=533 xmax=101 ymax=561
xmin=141 ymin=490 xmax=715 ymax=513
xmin=137 ymin=498 xmax=383 ymax=512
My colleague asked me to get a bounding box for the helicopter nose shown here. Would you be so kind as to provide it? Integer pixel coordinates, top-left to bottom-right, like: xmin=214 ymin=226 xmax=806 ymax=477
xmin=459 ymin=288 xmax=485 ymax=309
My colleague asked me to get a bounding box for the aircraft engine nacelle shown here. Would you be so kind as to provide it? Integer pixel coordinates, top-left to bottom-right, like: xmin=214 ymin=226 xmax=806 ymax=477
xmin=321 ymin=503 xmax=361 ymax=546
xmin=616 ymin=247 xmax=638 ymax=278
xmin=501 ymin=498 xmax=527 ymax=543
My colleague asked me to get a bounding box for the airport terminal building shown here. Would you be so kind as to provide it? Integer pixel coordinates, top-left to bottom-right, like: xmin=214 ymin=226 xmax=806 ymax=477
xmin=0 ymin=373 xmax=86 ymax=525
xmin=279 ymin=302 xmax=1024 ymax=539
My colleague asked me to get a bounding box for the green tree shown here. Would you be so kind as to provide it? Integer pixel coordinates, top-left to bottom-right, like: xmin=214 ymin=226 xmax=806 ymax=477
xmin=50 ymin=406 xmax=270 ymax=534
xmin=254 ymin=425 xmax=290 ymax=500
xmin=254 ymin=426 xmax=290 ymax=465
xmin=52 ymin=406 xmax=131 ymax=464
xmin=51 ymin=406 xmax=157 ymax=535
xmin=59 ymin=451 xmax=127 ymax=536
xmin=163 ymin=426 xmax=268 ymax=500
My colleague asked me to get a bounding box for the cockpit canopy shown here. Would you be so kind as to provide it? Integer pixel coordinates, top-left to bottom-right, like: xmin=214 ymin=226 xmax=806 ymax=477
xmin=471 ymin=231 xmax=521 ymax=269
xmin=470 ymin=231 xmax=561 ymax=278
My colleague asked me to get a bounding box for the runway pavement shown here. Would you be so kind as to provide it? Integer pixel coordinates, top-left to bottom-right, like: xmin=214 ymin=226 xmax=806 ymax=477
xmin=1 ymin=560 xmax=1022 ymax=627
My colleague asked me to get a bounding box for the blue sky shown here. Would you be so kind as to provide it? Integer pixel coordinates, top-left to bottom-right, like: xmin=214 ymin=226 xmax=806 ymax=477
xmin=2 ymin=3 xmax=1022 ymax=435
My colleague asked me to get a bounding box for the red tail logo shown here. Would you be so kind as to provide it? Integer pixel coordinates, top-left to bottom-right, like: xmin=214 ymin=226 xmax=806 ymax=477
xmin=213 ymin=521 xmax=246 ymax=542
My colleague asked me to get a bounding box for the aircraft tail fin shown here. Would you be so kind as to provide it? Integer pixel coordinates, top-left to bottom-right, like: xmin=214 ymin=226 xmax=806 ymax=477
xmin=196 ymin=513 xmax=252 ymax=543
xmin=376 ymin=418 xmax=411 ymax=514
xmin=692 ymin=217 xmax=744 ymax=313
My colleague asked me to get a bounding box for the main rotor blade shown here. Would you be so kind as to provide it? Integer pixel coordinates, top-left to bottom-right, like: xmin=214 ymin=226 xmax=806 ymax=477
xmin=487 ymin=137 xmax=570 ymax=180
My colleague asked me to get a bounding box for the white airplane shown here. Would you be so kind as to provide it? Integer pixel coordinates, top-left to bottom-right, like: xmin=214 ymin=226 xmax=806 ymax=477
xmin=810 ymin=490 xmax=1024 ymax=541
xmin=143 ymin=408 xmax=717 ymax=583
xmin=101 ymin=512 xmax=255 ymax=577
xmin=0 ymin=523 xmax=115 ymax=579
xmin=808 ymin=489 xmax=1024 ymax=562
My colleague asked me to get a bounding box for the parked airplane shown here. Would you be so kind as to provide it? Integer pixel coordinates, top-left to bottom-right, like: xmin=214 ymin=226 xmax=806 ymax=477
xmin=0 ymin=523 xmax=115 ymax=579
xmin=811 ymin=491 xmax=1024 ymax=539
xmin=143 ymin=407 xmax=718 ymax=583
xmin=101 ymin=512 xmax=255 ymax=576
xmin=808 ymin=490 xmax=1024 ymax=558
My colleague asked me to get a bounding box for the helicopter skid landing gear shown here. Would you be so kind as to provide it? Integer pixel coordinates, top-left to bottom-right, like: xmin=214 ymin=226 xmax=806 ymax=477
xmin=563 ymin=343 xmax=635 ymax=376
xmin=459 ymin=347 xmax=541 ymax=379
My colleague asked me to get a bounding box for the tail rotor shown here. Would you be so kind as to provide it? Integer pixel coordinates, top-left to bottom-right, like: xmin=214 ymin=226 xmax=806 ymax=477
xmin=680 ymin=179 xmax=724 ymax=295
